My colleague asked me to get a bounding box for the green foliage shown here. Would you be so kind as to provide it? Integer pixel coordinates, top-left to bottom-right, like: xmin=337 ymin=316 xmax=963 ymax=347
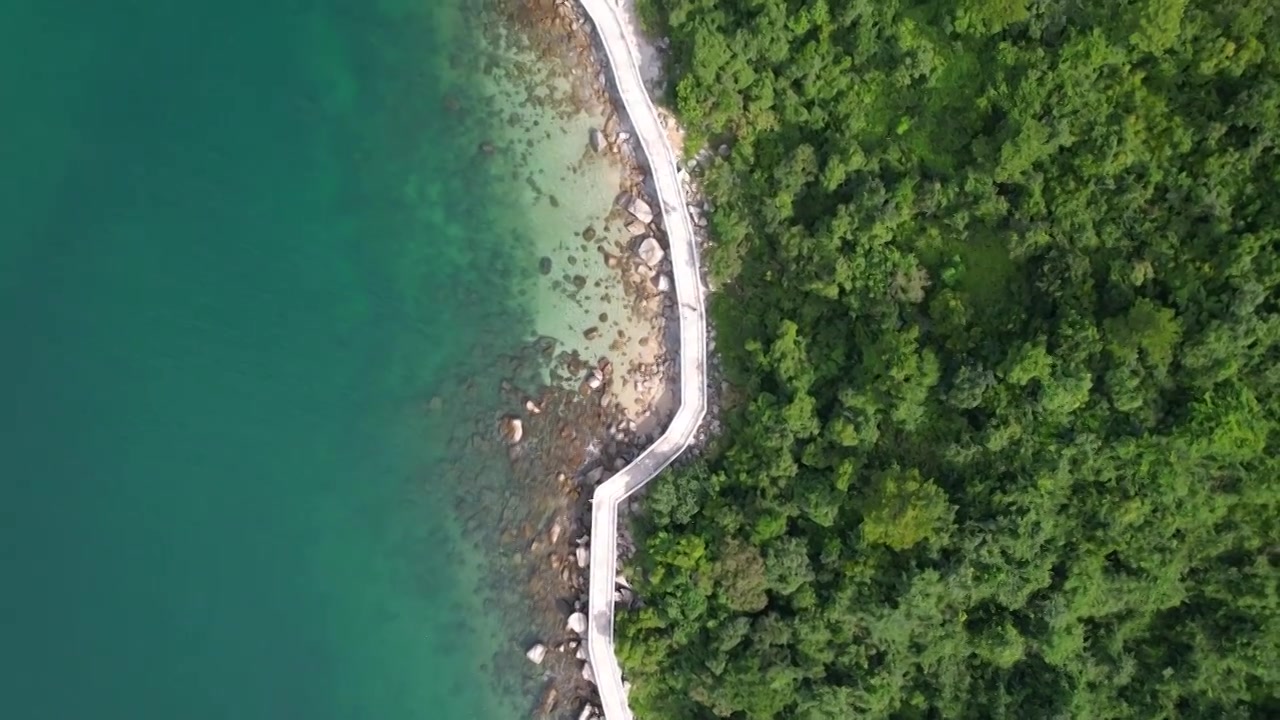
xmin=956 ymin=0 xmax=1030 ymax=36
xmin=1128 ymin=0 xmax=1189 ymax=54
xmin=630 ymin=0 xmax=666 ymax=35
xmin=619 ymin=0 xmax=1280 ymax=717
xmin=860 ymin=467 xmax=954 ymax=550
xmin=711 ymin=537 xmax=769 ymax=613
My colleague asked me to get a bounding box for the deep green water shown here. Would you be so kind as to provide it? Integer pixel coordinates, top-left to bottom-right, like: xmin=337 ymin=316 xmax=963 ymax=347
xmin=1 ymin=1 xmax=540 ymax=717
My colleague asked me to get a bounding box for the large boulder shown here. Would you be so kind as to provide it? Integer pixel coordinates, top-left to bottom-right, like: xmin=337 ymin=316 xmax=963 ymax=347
xmin=526 ymin=643 xmax=547 ymax=664
xmin=500 ymin=416 xmax=523 ymax=444
xmin=636 ymin=237 xmax=665 ymax=268
xmin=566 ymin=612 xmax=588 ymax=635
xmin=618 ymin=193 xmax=654 ymax=224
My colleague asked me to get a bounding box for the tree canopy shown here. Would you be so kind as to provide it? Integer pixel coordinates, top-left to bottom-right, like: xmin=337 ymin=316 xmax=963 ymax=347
xmin=619 ymin=0 xmax=1280 ymax=717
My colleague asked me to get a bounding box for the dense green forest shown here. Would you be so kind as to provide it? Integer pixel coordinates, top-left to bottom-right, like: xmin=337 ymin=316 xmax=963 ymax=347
xmin=616 ymin=0 xmax=1280 ymax=717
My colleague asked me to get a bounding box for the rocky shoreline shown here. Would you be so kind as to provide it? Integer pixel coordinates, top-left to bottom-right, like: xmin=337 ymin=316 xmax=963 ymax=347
xmin=501 ymin=0 xmax=726 ymax=437
xmin=442 ymin=1 xmax=727 ymax=717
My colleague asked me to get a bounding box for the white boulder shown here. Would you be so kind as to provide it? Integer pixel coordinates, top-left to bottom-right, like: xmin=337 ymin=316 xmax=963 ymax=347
xmin=501 ymin=416 xmax=523 ymax=444
xmin=636 ymin=237 xmax=665 ymax=268
xmin=526 ymin=643 xmax=547 ymax=664
xmin=621 ymin=193 xmax=654 ymax=224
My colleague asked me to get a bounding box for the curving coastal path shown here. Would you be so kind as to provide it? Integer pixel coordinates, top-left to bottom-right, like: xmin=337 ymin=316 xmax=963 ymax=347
xmin=577 ymin=1 xmax=708 ymax=719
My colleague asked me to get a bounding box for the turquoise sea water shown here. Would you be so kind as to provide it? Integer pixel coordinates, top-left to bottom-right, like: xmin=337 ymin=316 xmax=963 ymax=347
xmin=1 ymin=1 xmax=545 ymax=717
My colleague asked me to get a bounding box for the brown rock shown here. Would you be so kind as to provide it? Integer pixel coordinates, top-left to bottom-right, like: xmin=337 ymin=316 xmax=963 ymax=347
xmin=540 ymin=687 xmax=558 ymax=715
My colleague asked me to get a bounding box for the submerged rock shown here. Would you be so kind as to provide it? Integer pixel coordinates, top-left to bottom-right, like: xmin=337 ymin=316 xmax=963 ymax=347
xmin=589 ymin=127 xmax=606 ymax=153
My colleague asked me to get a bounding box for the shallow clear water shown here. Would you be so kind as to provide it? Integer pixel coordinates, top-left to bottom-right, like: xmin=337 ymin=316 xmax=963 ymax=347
xmin=0 ymin=0 xmax=559 ymax=717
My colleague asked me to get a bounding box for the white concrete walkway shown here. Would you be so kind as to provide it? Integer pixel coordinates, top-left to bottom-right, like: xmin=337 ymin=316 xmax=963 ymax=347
xmin=578 ymin=1 xmax=708 ymax=719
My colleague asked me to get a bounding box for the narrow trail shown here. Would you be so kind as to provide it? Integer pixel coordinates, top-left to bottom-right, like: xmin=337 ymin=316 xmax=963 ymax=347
xmin=576 ymin=1 xmax=708 ymax=719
